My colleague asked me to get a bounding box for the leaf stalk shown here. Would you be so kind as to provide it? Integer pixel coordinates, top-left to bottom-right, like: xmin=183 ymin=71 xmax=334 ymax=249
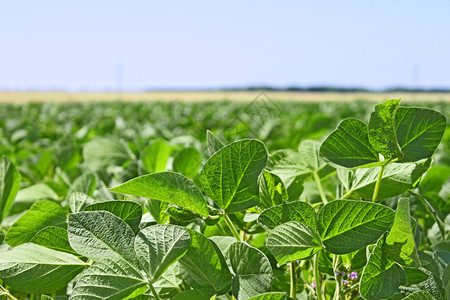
xmin=314 ymin=251 xmax=323 ymax=300
xmin=222 ymin=213 xmax=242 ymax=241
xmin=313 ymin=171 xmax=328 ymax=204
xmin=289 ymin=261 xmax=297 ymax=298
xmin=148 ymin=281 xmax=161 ymax=300
xmin=371 ymin=164 xmax=386 ymax=202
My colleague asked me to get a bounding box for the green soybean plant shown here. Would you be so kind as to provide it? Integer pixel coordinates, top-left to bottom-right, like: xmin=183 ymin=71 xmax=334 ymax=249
xmin=0 ymin=98 xmax=448 ymax=300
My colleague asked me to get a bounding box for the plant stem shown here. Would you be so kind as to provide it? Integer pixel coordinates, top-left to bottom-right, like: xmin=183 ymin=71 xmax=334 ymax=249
xmin=148 ymin=281 xmax=161 ymax=300
xmin=0 ymin=285 xmax=19 ymax=300
xmin=313 ymin=171 xmax=328 ymax=204
xmin=314 ymin=251 xmax=323 ymax=300
xmin=332 ymin=255 xmax=340 ymax=300
xmin=289 ymin=261 xmax=297 ymax=298
xmin=372 ymin=164 xmax=386 ymax=202
xmin=341 ymin=189 xmax=353 ymax=199
xmin=223 ymin=213 xmax=242 ymax=241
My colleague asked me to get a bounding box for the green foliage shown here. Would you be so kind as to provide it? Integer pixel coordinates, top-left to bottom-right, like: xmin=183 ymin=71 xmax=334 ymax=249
xmin=267 ymin=221 xmax=323 ymax=264
xmin=110 ymin=171 xmax=209 ymax=217
xmin=318 ymin=200 xmax=395 ymax=254
xmin=201 ymin=139 xmax=268 ymax=213
xmin=0 ymin=99 xmax=447 ymax=299
xmin=229 ymin=242 xmax=273 ymax=299
xmin=0 ymin=156 xmax=21 ymax=224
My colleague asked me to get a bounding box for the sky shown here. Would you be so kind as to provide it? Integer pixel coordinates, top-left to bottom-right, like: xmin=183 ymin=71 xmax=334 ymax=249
xmin=1 ymin=0 xmax=449 ymax=91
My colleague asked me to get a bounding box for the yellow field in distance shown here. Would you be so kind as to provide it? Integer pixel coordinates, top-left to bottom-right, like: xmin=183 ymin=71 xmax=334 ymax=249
xmin=1 ymin=91 xmax=450 ymax=103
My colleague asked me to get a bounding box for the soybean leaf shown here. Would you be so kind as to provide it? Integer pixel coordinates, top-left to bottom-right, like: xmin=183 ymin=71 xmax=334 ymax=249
xmin=83 ymin=200 xmax=142 ymax=232
xmin=268 ymin=150 xmax=309 ymax=182
xmin=258 ymin=201 xmax=317 ymax=231
xmin=229 ymin=242 xmax=273 ymax=300
xmin=360 ymin=235 xmax=406 ymax=300
xmin=173 ymin=147 xmax=202 ymax=178
xmin=0 ymin=156 xmax=21 ymax=224
xmin=142 ymin=139 xmax=171 ymax=173
xmin=248 ymin=293 xmax=287 ymax=300
xmin=68 ymin=211 xmax=137 ymax=265
xmin=83 ymin=137 xmax=131 ymax=171
xmin=6 ymin=201 xmax=67 ymax=247
xmin=201 ymin=139 xmax=268 ymax=213
xmin=266 ymin=221 xmax=323 ymax=265
xmin=110 ymin=172 xmax=209 ymax=217
xmin=178 ymin=229 xmax=232 ymax=294
xmin=30 ymin=226 xmax=76 ymax=255
xmin=135 ymin=224 xmax=191 ymax=282
xmin=0 ymin=243 xmax=87 ymax=294
xmin=385 ymin=198 xmax=419 ymax=267
xmin=395 ymin=107 xmax=447 ymax=162
xmin=207 ymin=130 xmax=225 ymax=156
xmin=368 ymin=99 xmax=402 ymax=160
xmin=351 ymin=163 xmax=428 ymax=200
xmin=65 ymin=173 xmax=96 ymax=201
xmin=146 ymin=199 xmax=170 ymax=224
xmin=259 ymin=170 xmax=288 ymax=209
xmin=320 ymin=118 xmax=380 ymax=169
xmin=297 ymin=139 xmax=326 ymax=172
xmin=69 ymin=192 xmax=96 ymax=213
xmin=71 ymin=258 xmax=147 ymax=300
xmin=318 ymin=200 xmax=395 ymax=254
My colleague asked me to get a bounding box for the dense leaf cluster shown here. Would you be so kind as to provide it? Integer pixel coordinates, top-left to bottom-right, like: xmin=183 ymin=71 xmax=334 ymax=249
xmin=0 ymin=99 xmax=448 ymax=299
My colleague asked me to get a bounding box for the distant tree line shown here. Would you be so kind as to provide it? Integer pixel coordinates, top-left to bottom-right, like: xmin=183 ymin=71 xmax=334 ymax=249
xmin=223 ymin=86 xmax=450 ymax=93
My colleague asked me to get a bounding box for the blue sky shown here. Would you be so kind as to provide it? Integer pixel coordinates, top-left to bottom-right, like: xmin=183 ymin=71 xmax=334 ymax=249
xmin=1 ymin=1 xmax=449 ymax=91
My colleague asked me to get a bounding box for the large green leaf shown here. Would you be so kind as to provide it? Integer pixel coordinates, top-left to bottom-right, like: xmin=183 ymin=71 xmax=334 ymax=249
xmin=83 ymin=137 xmax=131 ymax=171
xmin=385 ymin=198 xmax=419 ymax=267
xmin=229 ymin=242 xmax=273 ymax=300
xmin=320 ymin=118 xmax=380 ymax=168
xmin=142 ymin=138 xmax=171 ymax=173
xmin=318 ymin=200 xmax=395 ymax=254
xmin=178 ymin=229 xmax=232 ymax=294
xmin=30 ymin=226 xmax=76 ymax=255
xmin=68 ymin=211 xmax=137 ymax=265
xmin=0 ymin=156 xmax=21 ymax=224
xmin=6 ymin=201 xmax=67 ymax=247
xmin=368 ymin=99 xmax=402 ymax=160
xmin=135 ymin=225 xmax=191 ymax=282
xmin=360 ymin=235 xmax=406 ymax=300
xmin=71 ymin=258 xmax=147 ymax=300
xmin=110 ymin=172 xmax=209 ymax=217
xmin=266 ymin=221 xmax=323 ymax=265
xmin=201 ymin=139 xmax=268 ymax=213
xmin=351 ymin=163 xmax=428 ymax=200
xmin=395 ymin=107 xmax=447 ymax=162
xmin=83 ymin=200 xmax=142 ymax=232
xmin=258 ymin=201 xmax=317 ymax=231
xmin=172 ymin=289 xmax=213 ymax=300
xmin=0 ymin=243 xmax=87 ymax=294
xmin=402 ymin=291 xmax=436 ymax=300
xmin=173 ymin=147 xmax=202 ymax=178
xmin=258 ymin=170 xmax=288 ymax=209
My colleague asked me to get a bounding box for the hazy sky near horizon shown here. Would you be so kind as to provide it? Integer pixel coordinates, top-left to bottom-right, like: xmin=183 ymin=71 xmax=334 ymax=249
xmin=1 ymin=1 xmax=449 ymax=91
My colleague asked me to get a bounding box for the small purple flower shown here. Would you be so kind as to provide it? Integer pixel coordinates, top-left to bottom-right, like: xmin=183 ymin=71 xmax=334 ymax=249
xmin=311 ymin=281 xmax=316 ymax=288
xmin=335 ymin=272 xmax=340 ymax=277
xmin=342 ymin=279 xmax=350 ymax=286
xmin=350 ymin=272 xmax=358 ymax=280
xmin=341 ymin=271 xmax=346 ymax=276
